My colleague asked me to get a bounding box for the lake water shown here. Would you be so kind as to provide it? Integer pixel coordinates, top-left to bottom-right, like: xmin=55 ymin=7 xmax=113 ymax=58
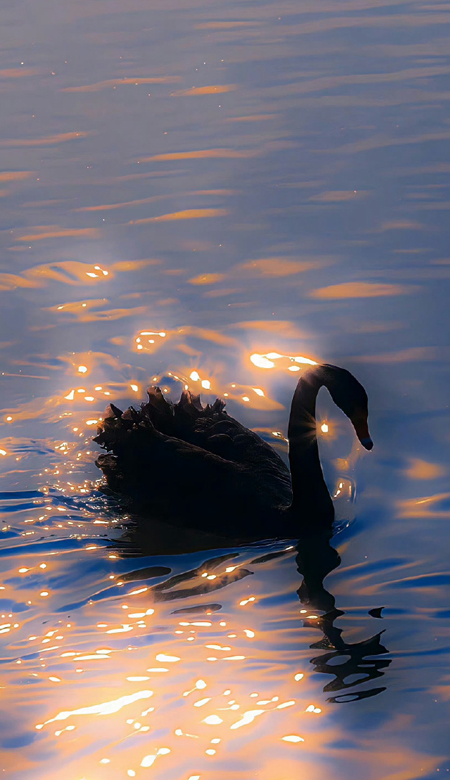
xmin=1 ymin=0 xmax=450 ymax=777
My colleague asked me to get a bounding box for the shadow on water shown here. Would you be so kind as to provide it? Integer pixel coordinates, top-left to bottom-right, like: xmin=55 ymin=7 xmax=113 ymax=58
xmin=111 ymin=513 xmax=391 ymax=704
xmin=295 ymin=532 xmax=391 ymax=703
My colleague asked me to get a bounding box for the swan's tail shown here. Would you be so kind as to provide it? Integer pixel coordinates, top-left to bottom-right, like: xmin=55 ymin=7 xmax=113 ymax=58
xmin=93 ymin=385 xmax=226 ymax=453
xmin=93 ymin=386 xmax=234 ymax=514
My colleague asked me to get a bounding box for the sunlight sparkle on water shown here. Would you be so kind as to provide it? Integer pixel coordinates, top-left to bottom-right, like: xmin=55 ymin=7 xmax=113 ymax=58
xmin=250 ymin=353 xmax=317 ymax=370
xmin=230 ymin=710 xmax=265 ymax=729
xmin=140 ymin=748 xmax=170 ymax=768
xmin=1 ymin=3 xmax=447 ymax=776
xmin=282 ymin=735 xmax=305 ymax=743
xmin=40 ymin=690 xmax=153 ymax=726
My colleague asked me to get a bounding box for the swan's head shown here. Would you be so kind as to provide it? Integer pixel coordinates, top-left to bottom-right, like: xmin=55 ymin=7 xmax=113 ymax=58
xmin=326 ymin=365 xmax=373 ymax=450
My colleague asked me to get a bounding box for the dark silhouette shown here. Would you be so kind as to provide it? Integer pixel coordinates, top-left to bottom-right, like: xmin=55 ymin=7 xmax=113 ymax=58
xmin=93 ymin=362 xmax=387 ymax=699
xmin=94 ymin=364 xmax=372 ymax=536
xmin=295 ymin=531 xmax=390 ymax=702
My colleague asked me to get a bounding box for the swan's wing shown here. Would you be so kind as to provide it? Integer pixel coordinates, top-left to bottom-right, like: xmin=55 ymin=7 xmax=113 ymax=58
xmin=95 ymin=419 xmax=271 ymax=530
xmin=94 ymin=389 xmax=293 ymax=523
xmin=96 ymin=423 xmax=239 ymax=488
xmin=190 ymin=413 xmax=283 ymax=464
xmin=100 ymin=386 xmax=288 ymax=474
xmin=144 ymin=385 xmax=288 ymax=475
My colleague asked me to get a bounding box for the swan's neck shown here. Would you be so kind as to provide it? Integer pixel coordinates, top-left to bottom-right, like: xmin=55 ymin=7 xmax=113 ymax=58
xmin=288 ymin=366 xmax=334 ymax=524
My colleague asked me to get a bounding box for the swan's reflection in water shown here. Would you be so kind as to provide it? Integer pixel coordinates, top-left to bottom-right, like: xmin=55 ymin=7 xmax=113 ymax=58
xmin=295 ymin=533 xmax=391 ymax=703
xmin=117 ymin=517 xmax=391 ymax=704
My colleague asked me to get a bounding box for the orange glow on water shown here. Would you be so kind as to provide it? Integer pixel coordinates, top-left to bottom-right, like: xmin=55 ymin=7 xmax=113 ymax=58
xmin=250 ymin=353 xmax=318 ymax=370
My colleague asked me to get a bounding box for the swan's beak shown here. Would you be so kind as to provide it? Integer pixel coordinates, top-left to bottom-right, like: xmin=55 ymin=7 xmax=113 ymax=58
xmin=352 ymin=415 xmax=373 ymax=450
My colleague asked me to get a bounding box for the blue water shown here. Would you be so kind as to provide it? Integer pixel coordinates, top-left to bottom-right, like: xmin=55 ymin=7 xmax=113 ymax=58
xmin=0 ymin=0 xmax=450 ymax=776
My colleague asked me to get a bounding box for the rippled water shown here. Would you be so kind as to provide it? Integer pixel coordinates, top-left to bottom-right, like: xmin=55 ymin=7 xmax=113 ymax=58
xmin=1 ymin=0 xmax=450 ymax=777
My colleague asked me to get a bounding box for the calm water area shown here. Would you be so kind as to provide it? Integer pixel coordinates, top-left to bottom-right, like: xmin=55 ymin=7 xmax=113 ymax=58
xmin=1 ymin=0 xmax=450 ymax=777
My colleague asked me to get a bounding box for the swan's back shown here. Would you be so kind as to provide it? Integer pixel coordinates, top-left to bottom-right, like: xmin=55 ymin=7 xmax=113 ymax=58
xmin=94 ymin=387 xmax=292 ymax=533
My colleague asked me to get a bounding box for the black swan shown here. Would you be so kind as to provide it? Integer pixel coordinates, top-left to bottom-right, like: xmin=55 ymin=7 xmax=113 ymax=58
xmin=94 ymin=363 xmax=372 ymax=536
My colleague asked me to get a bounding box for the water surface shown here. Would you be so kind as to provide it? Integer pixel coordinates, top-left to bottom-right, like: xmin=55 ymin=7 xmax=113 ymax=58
xmin=1 ymin=0 xmax=450 ymax=777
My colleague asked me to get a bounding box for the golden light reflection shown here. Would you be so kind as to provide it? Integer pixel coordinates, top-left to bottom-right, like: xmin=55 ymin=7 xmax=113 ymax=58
xmin=0 ymin=170 xmax=34 ymax=182
xmin=39 ymin=690 xmax=153 ymax=726
xmin=171 ymin=84 xmax=237 ymax=96
xmin=236 ymin=257 xmax=331 ymax=277
xmin=397 ymin=491 xmax=450 ymax=519
xmin=144 ymin=148 xmax=258 ymax=161
xmin=404 ymin=458 xmax=446 ymax=480
xmin=183 ymin=377 xmax=284 ymax=411
xmin=135 ymin=329 xmax=167 ymax=352
xmin=282 ymin=735 xmax=305 ymax=743
xmin=188 ymin=273 xmax=227 ymax=285
xmin=250 ymin=352 xmax=318 ymax=370
xmin=11 ymin=543 xmax=329 ymax=773
xmin=62 ymin=76 xmax=180 ymax=92
xmin=128 ymin=208 xmax=228 ymax=224
xmin=183 ymin=680 xmax=207 ymax=697
xmin=311 ymin=281 xmax=414 ymax=299
xmin=50 ymin=299 xmax=148 ymax=324
xmin=0 ymin=130 xmax=90 ymax=147
xmin=0 ymin=260 xmax=112 ymax=290
xmin=140 ymin=748 xmax=171 ymax=768
xmin=17 ymin=227 xmax=102 ymax=243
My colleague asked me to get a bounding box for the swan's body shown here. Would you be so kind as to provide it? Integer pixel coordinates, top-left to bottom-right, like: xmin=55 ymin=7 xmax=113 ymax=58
xmin=94 ymin=364 xmax=372 ymax=537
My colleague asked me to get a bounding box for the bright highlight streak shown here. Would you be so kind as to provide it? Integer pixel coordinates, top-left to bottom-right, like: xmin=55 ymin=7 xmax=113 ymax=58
xmin=250 ymin=354 xmax=275 ymax=369
xmin=282 ymin=735 xmax=305 ymax=743
xmin=294 ymin=356 xmax=317 ymax=365
xmin=140 ymin=748 xmax=170 ymax=768
xmin=42 ymin=690 xmax=153 ymax=724
xmin=230 ymin=710 xmax=265 ymax=729
xmin=251 ymin=352 xmax=317 ymax=370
